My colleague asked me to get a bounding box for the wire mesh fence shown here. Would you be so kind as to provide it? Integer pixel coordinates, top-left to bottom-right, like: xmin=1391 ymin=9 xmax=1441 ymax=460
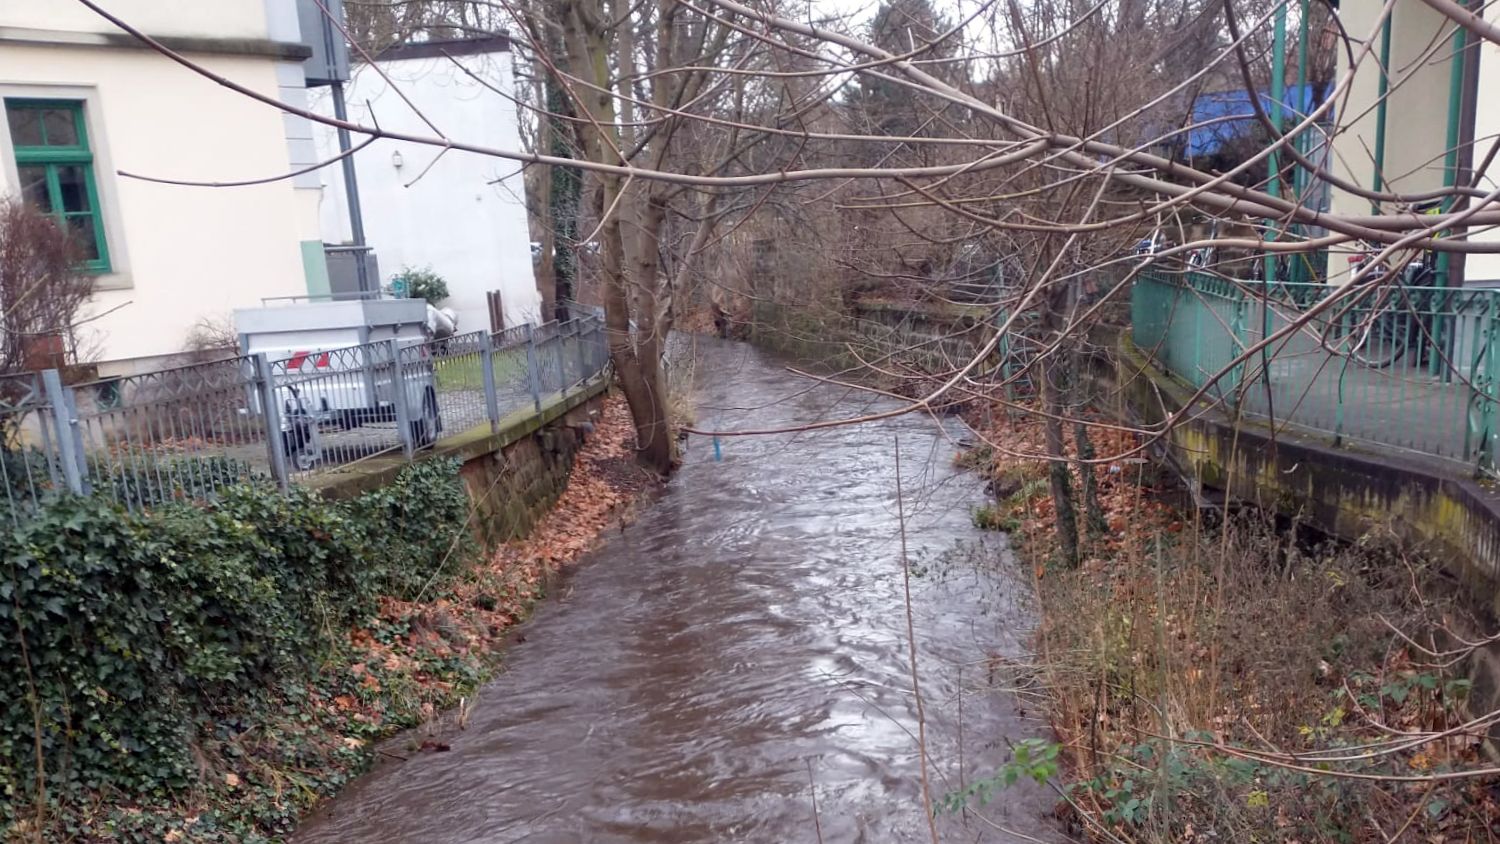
xmin=0 ymin=314 xmax=609 ymax=522
xmin=71 ymin=355 xmax=274 ymax=511
xmin=0 ymin=373 xmax=75 ymax=524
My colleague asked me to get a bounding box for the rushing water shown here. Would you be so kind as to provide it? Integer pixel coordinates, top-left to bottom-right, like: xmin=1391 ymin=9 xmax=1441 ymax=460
xmin=296 ymin=340 xmax=1060 ymax=843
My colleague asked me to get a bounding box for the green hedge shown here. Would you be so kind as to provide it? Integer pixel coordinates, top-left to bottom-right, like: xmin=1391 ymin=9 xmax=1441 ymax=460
xmin=0 ymin=458 xmax=472 ymax=816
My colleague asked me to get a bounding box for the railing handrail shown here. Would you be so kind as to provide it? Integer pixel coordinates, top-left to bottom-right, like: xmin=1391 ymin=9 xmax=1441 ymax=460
xmin=0 ymin=313 xmax=613 ymax=524
xmin=1131 ymin=267 xmax=1500 ymax=479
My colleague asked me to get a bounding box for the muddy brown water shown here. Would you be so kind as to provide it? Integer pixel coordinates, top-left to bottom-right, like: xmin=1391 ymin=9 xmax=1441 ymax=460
xmin=295 ymin=340 xmax=1061 ymax=843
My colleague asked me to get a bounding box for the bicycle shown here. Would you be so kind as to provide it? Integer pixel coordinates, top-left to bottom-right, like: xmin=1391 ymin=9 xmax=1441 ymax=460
xmin=1347 ymin=246 xmax=1438 ymax=369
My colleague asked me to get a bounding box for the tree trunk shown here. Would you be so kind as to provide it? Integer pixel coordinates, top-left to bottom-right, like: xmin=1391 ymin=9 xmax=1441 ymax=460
xmin=545 ymin=75 xmax=580 ymax=321
xmin=1042 ymin=294 xmax=1080 ymax=568
xmin=1074 ymin=419 xmax=1108 ymax=542
xmin=533 ymin=134 xmax=555 ymax=318
xmin=556 ymin=0 xmax=674 ymax=475
xmin=1069 ymin=346 xmax=1108 ymax=543
xmin=627 ymin=194 xmax=675 ymax=472
xmin=596 ymin=181 xmax=675 ymax=475
xmin=1044 ymin=373 xmax=1080 ymax=568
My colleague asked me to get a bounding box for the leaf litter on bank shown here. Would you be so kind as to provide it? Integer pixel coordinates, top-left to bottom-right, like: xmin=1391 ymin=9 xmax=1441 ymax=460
xmin=956 ymin=400 xmax=1499 ymax=841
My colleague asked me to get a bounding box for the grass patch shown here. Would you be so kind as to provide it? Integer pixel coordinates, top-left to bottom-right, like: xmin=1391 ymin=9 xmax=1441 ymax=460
xmin=971 ymin=503 xmax=1019 ymax=532
xmin=433 ymin=348 xmax=530 ymax=394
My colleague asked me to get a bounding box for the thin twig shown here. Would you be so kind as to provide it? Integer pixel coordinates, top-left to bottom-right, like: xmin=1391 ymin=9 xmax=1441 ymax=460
xmin=895 ymin=435 xmax=941 ymax=844
xmin=806 ymin=758 xmax=824 ymax=844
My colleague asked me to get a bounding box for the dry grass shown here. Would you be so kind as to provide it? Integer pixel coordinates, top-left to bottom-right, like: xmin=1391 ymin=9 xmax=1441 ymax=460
xmin=958 ymin=401 xmax=1500 ymax=841
xmin=1036 ymin=512 xmax=1497 ymax=842
xmin=664 ymin=343 xmax=698 ymax=432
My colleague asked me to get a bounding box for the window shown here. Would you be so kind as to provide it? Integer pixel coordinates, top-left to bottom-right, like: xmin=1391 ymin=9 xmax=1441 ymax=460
xmin=5 ymin=99 xmax=110 ymax=273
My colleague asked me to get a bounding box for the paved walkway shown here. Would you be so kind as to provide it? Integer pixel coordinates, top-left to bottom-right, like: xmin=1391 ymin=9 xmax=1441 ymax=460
xmin=1230 ymin=309 xmax=1487 ymax=469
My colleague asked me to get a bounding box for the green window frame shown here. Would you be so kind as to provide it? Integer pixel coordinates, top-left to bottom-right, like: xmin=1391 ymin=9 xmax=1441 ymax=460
xmin=5 ymin=98 xmax=111 ymax=274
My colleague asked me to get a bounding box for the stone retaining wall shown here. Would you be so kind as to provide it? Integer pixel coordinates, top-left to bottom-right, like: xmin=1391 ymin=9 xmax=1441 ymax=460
xmin=314 ymin=377 xmax=610 ymax=547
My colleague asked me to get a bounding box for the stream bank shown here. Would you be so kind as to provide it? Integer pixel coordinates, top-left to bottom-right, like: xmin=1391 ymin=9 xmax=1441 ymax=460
xmin=294 ymin=339 xmax=1062 ymax=843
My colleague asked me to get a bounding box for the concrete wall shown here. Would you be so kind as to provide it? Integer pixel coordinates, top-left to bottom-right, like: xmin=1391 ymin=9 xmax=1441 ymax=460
xmin=311 ymin=42 xmax=542 ymax=333
xmin=0 ymin=1 xmax=324 ymax=372
xmin=315 ymin=379 xmax=608 ymax=547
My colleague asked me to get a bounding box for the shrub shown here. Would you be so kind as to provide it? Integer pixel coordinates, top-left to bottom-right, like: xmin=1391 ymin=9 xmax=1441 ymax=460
xmin=396 ymin=265 xmax=450 ymax=304
xmin=0 ymin=458 xmax=474 ymax=819
xmin=0 ymin=199 xmax=92 ymax=377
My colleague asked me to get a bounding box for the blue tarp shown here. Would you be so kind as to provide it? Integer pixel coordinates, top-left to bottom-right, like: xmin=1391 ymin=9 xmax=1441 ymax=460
xmin=1186 ymin=84 xmax=1329 ymax=157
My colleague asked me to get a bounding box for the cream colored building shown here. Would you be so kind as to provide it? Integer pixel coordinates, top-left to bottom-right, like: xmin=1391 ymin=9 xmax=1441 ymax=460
xmin=1328 ymin=0 xmax=1496 ymax=285
xmin=0 ymin=0 xmax=328 ymax=374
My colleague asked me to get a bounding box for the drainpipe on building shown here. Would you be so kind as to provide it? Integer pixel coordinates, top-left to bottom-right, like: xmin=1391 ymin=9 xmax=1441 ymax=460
xmin=1292 ymin=0 xmax=1311 ymax=283
xmin=1372 ymin=13 xmax=1393 ymax=204
xmin=330 ymin=83 xmax=371 ymax=294
xmin=1436 ymin=16 xmax=1468 ymax=291
xmin=1431 ymin=4 xmax=1474 ymax=376
xmin=1438 ymin=1 xmax=1478 ymax=290
xmin=1259 ymin=1 xmax=1287 ymax=398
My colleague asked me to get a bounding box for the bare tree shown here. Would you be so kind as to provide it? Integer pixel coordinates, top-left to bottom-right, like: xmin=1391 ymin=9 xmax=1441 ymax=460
xmin=0 ymin=198 xmax=93 ymax=378
xmin=76 ymin=0 xmax=1500 ymax=475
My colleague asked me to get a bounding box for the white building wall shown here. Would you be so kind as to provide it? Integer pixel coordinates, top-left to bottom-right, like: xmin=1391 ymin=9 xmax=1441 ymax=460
xmin=0 ymin=1 xmax=325 ymax=371
xmin=1327 ymin=0 xmax=1456 ymax=283
xmin=3 ymin=0 xmax=269 ymax=41
xmin=312 ymin=44 xmax=541 ymax=332
xmin=1467 ymin=42 xmax=1500 ymax=282
xmin=1330 ymin=2 xmax=1500 ymax=285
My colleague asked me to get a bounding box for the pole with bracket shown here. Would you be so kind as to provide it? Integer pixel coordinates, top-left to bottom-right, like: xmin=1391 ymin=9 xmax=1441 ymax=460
xmin=574 ymin=319 xmax=589 ymax=385
xmin=251 ymin=354 xmax=291 ymax=491
xmin=556 ymin=323 xmax=569 ymax=396
xmin=40 ymin=369 xmax=88 ymax=496
xmin=389 ymin=338 xmax=415 ymax=457
xmin=524 ymin=323 xmax=543 ymax=412
xmin=1372 ymin=14 xmax=1393 ymax=202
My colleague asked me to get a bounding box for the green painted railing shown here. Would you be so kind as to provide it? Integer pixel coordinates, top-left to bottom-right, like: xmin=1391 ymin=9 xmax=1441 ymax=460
xmin=1130 ymin=270 xmax=1500 ymax=476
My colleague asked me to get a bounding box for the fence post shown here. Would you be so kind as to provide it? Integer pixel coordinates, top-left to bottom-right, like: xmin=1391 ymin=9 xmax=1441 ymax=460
xmin=40 ymin=369 xmax=87 ymax=496
xmin=556 ymin=322 xmax=570 ymax=396
xmin=1479 ymin=300 xmax=1500 ymax=474
xmin=480 ymin=331 xmax=501 ymax=432
xmin=1230 ymin=295 xmax=1247 ymax=397
xmin=252 ymin=354 xmax=291 ymax=492
xmin=390 ymin=338 xmax=415 ymax=458
xmin=591 ymin=318 xmax=606 ymax=376
xmin=524 ymin=323 xmax=543 ymax=412
xmin=574 ymin=318 xmax=589 ymax=384
xmin=1191 ymin=295 xmax=1204 ymax=388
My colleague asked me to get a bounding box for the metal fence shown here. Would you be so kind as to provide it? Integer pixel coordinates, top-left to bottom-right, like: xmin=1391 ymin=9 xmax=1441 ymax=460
xmin=0 ymin=315 xmax=609 ymax=522
xmin=1131 ymin=269 xmax=1500 ymax=476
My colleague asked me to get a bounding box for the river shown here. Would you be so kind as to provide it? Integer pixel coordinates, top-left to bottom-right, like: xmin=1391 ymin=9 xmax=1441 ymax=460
xmin=295 ymin=339 xmax=1060 ymax=843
